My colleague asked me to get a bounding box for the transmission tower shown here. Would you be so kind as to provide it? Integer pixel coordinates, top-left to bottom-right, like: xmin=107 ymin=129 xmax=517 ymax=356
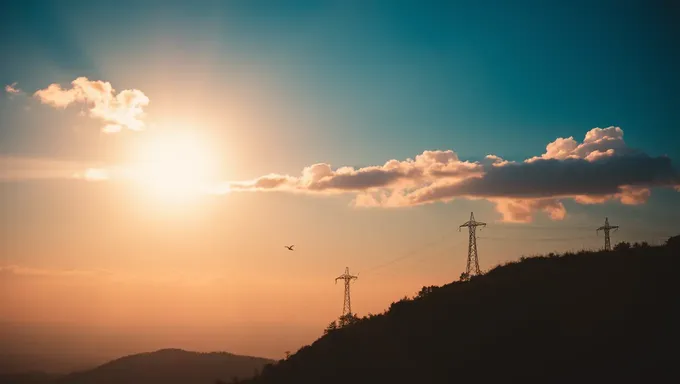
xmin=596 ymin=217 xmax=619 ymax=251
xmin=335 ymin=267 xmax=358 ymax=326
xmin=459 ymin=212 xmax=486 ymax=280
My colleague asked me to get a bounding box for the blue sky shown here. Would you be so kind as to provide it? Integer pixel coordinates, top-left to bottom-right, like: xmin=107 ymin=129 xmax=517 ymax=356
xmin=2 ymin=0 xmax=679 ymax=163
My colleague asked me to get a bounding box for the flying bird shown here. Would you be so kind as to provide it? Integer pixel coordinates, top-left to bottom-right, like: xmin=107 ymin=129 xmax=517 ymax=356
xmin=284 ymin=245 xmax=295 ymax=251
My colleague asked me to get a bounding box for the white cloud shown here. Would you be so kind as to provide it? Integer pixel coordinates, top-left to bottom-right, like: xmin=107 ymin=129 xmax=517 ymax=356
xmin=33 ymin=77 xmax=150 ymax=133
xmin=526 ymin=126 xmax=630 ymax=163
xmin=5 ymin=82 xmax=21 ymax=95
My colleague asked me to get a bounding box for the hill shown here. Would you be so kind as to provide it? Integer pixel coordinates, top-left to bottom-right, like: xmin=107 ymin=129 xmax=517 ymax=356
xmin=0 ymin=372 xmax=60 ymax=384
xmin=1 ymin=349 xmax=274 ymax=384
xmin=245 ymin=239 xmax=680 ymax=384
xmin=58 ymin=349 xmax=273 ymax=384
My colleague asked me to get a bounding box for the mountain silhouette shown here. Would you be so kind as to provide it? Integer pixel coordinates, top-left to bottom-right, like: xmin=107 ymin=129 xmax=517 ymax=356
xmin=0 ymin=372 xmax=60 ymax=384
xmin=1 ymin=349 xmax=274 ymax=384
xmin=60 ymin=349 xmax=273 ymax=384
xmin=244 ymin=238 xmax=679 ymax=384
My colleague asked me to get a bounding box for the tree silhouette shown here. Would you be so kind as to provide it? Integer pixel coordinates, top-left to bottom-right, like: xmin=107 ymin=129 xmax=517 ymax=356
xmin=415 ymin=285 xmax=438 ymax=299
xmin=238 ymin=238 xmax=680 ymax=384
xmin=323 ymin=320 xmax=338 ymax=334
xmin=338 ymin=313 xmax=359 ymax=327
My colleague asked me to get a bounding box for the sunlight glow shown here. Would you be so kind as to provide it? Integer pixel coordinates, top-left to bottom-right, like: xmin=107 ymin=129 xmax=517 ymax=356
xmin=82 ymin=168 xmax=109 ymax=181
xmin=127 ymin=131 xmax=220 ymax=202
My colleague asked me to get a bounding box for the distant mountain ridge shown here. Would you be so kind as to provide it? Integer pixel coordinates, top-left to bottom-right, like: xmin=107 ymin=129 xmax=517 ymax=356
xmin=1 ymin=349 xmax=274 ymax=384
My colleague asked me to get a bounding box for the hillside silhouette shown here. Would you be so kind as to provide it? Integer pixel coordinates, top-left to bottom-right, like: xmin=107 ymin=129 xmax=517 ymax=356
xmin=1 ymin=349 xmax=273 ymax=384
xmin=243 ymin=237 xmax=680 ymax=384
xmin=59 ymin=349 xmax=273 ymax=384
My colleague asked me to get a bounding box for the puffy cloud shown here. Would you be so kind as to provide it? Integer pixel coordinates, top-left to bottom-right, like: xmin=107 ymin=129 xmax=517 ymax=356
xmin=222 ymin=127 xmax=679 ymax=222
xmin=491 ymin=198 xmax=566 ymax=223
xmin=220 ymin=150 xmax=483 ymax=195
xmin=5 ymin=82 xmax=21 ymax=95
xmin=484 ymin=154 xmax=513 ymax=167
xmin=33 ymin=77 xmax=150 ymax=133
xmin=573 ymin=185 xmax=651 ymax=206
xmin=527 ymin=126 xmax=631 ymax=162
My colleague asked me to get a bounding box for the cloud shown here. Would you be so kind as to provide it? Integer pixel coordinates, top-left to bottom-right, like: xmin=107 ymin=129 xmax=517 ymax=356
xmin=573 ymin=185 xmax=651 ymax=206
xmin=407 ymin=154 xmax=676 ymax=202
xmin=0 ymin=264 xmax=228 ymax=287
xmin=5 ymin=82 xmax=21 ymax=95
xmin=0 ymin=156 xmax=95 ymax=181
xmin=33 ymin=77 xmax=150 ymax=133
xmin=223 ymin=150 xmax=483 ymax=195
xmin=3 ymin=127 xmax=676 ymax=223
xmin=222 ymin=127 xmax=680 ymax=222
xmin=526 ymin=126 xmax=631 ymax=162
xmin=491 ymin=198 xmax=566 ymax=223
xmin=0 ymin=265 xmax=107 ymax=278
xmin=74 ymin=168 xmax=110 ymax=181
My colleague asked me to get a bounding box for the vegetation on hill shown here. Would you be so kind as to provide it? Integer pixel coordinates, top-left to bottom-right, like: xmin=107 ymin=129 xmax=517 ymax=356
xmin=243 ymin=237 xmax=680 ymax=384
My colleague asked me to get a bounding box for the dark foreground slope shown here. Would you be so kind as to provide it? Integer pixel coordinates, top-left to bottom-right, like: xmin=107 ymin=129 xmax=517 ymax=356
xmin=247 ymin=240 xmax=680 ymax=384
xmin=43 ymin=349 xmax=273 ymax=384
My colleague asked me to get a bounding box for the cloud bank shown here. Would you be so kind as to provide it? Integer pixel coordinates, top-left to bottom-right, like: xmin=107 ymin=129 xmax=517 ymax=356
xmin=221 ymin=127 xmax=680 ymax=222
xmin=0 ymin=156 xmax=97 ymax=181
xmin=33 ymin=77 xmax=150 ymax=133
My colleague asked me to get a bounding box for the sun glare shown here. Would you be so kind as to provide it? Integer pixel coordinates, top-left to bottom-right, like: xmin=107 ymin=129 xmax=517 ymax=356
xmin=128 ymin=131 xmax=220 ymax=201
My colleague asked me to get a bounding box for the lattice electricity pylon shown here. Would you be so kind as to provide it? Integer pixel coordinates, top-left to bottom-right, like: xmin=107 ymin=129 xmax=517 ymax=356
xmin=596 ymin=217 xmax=619 ymax=251
xmin=335 ymin=267 xmax=358 ymax=325
xmin=459 ymin=212 xmax=486 ymax=280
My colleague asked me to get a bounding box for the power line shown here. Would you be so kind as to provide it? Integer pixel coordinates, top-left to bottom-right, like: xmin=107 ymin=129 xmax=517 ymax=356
xmin=478 ymin=235 xmax=595 ymax=242
xmin=360 ymin=233 xmax=451 ymax=275
xmin=366 ymin=239 xmax=467 ymax=278
xmin=494 ymin=225 xmax=594 ymax=231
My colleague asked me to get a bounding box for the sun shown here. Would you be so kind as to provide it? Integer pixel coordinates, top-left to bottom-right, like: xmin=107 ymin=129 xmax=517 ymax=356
xmin=127 ymin=131 xmax=220 ymax=201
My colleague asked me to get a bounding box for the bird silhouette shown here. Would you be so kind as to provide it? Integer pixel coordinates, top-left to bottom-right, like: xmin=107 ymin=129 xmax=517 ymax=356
xmin=284 ymin=245 xmax=295 ymax=251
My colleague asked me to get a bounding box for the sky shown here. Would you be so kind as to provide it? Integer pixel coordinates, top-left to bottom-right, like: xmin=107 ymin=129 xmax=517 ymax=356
xmin=1 ymin=0 xmax=679 ymax=363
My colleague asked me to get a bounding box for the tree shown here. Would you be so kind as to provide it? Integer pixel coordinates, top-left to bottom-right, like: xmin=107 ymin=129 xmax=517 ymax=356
xmin=338 ymin=313 xmax=359 ymax=327
xmin=614 ymin=241 xmax=631 ymax=251
xmin=284 ymin=351 xmax=291 ymax=359
xmin=324 ymin=320 xmax=338 ymax=334
xmin=415 ymin=285 xmax=437 ymax=299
